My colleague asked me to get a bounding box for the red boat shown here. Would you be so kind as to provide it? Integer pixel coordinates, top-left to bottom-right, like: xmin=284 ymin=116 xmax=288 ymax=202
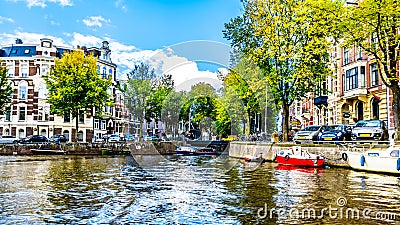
xmin=276 ymin=165 xmax=324 ymax=174
xmin=275 ymin=146 xmax=324 ymax=167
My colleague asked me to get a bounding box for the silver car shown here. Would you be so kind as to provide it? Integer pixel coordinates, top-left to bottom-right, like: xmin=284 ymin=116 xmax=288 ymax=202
xmin=0 ymin=135 xmax=19 ymax=144
xmin=294 ymin=125 xmax=326 ymax=144
xmin=351 ymin=120 xmax=389 ymax=141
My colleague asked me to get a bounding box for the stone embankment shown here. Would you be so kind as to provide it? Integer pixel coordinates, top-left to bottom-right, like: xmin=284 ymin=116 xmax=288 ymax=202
xmin=228 ymin=141 xmax=370 ymax=168
xmin=0 ymin=141 xmax=180 ymax=155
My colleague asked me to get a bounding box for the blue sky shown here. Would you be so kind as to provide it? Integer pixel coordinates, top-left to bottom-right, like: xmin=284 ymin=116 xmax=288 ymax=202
xmin=0 ymin=0 xmax=242 ymax=90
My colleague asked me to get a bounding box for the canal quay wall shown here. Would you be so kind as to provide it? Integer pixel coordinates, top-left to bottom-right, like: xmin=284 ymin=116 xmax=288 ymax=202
xmin=0 ymin=141 xmax=180 ymax=156
xmin=228 ymin=141 xmax=355 ymax=168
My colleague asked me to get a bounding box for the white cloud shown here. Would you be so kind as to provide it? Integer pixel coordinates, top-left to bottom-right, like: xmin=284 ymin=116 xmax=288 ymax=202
xmin=114 ymin=0 xmax=128 ymax=12
xmin=0 ymin=16 xmax=14 ymax=24
xmin=13 ymin=0 xmax=73 ymax=8
xmin=0 ymin=31 xmax=70 ymax=47
xmin=0 ymin=31 xmax=225 ymax=91
xmin=82 ymin=16 xmax=111 ymax=28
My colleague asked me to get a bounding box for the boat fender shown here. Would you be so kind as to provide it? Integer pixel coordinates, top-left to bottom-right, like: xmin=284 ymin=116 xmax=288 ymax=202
xmin=284 ymin=155 xmax=290 ymax=161
xmin=342 ymin=153 xmax=348 ymax=161
xmin=397 ymin=158 xmax=400 ymax=171
xmin=360 ymin=155 xmax=365 ymax=167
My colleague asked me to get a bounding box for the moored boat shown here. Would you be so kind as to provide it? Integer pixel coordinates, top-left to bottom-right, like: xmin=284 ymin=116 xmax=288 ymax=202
xmin=175 ymin=146 xmax=219 ymax=156
xmin=30 ymin=148 xmax=66 ymax=155
xmin=343 ymin=144 xmax=400 ymax=174
xmin=275 ymin=146 xmax=324 ymax=167
xmin=243 ymin=153 xmax=265 ymax=163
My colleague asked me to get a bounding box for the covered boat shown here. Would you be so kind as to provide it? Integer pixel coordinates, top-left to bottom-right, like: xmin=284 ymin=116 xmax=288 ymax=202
xmin=175 ymin=146 xmax=219 ymax=156
xmin=343 ymin=144 xmax=400 ymax=174
xmin=275 ymin=146 xmax=324 ymax=167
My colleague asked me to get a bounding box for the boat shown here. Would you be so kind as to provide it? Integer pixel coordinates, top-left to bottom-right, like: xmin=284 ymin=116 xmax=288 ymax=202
xmin=275 ymin=146 xmax=324 ymax=167
xmin=275 ymin=165 xmax=324 ymax=174
xmin=243 ymin=153 xmax=265 ymax=163
xmin=30 ymin=148 xmax=66 ymax=155
xmin=343 ymin=143 xmax=400 ymax=174
xmin=175 ymin=146 xmax=219 ymax=156
xmin=30 ymin=144 xmax=66 ymax=155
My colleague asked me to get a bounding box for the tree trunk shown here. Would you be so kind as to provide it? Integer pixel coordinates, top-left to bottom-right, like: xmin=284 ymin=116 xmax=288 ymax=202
xmin=281 ymin=101 xmax=290 ymax=142
xmin=75 ymin=111 xmax=79 ymax=142
xmin=391 ymin=87 xmax=400 ymax=141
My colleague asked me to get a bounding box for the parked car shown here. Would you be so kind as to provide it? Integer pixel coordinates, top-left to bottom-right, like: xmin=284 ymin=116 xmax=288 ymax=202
xmin=318 ymin=124 xmax=352 ymax=143
xmin=293 ymin=125 xmax=326 ymax=144
xmin=108 ymin=134 xmax=121 ymax=142
xmin=124 ymin=134 xmax=135 ymax=142
xmin=0 ymin=135 xmax=20 ymax=144
xmin=49 ymin=134 xmax=68 ymax=143
xmin=351 ymin=120 xmax=389 ymax=141
xmin=142 ymin=135 xmax=159 ymax=141
xmin=19 ymin=135 xmax=48 ymax=144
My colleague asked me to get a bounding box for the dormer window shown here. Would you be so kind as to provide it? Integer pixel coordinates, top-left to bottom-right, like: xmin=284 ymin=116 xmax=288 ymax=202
xmin=42 ymin=41 xmax=51 ymax=48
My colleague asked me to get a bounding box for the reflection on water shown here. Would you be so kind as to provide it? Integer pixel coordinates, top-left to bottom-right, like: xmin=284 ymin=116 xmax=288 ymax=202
xmin=0 ymin=155 xmax=399 ymax=224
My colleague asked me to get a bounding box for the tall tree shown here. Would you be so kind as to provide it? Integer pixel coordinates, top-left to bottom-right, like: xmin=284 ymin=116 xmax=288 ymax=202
xmin=0 ymin=62 xmax=12 ymax=114
xmin=223 ymin=69 xmax=261 ymax=134
xmin=122 ymin=62 xmax=156 ymax=137
xmin=161 ymin=91 xmax=188 ymax=138
xmin=224 ymin=0 xmax=333 ymax=141
xmin=45 ymin=51 xmax=113 ymax=141
xmin=146 ymin=73 xmax=174 ymax=120
xmin=340 ymin=0 xmax=400 ymax=139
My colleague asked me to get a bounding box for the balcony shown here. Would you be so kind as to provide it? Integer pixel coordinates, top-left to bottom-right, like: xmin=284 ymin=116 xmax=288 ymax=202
xmin=343 ymin=88 xmax=367 ymax=101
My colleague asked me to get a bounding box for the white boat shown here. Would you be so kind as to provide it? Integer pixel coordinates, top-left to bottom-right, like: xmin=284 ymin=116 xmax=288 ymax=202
xmin=343 ymin=144 xmax=400 ymax=174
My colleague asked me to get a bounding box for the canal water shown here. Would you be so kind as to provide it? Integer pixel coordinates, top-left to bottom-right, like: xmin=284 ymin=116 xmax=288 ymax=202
xmin=0 ymin=154 xmax=399 ymax=225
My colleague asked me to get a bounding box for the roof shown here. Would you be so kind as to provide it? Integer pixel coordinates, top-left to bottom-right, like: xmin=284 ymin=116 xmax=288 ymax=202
xmin=0 ymin=45 xmax=36 ymax=57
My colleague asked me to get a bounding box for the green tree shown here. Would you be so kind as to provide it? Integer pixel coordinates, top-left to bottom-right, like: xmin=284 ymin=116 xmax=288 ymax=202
xmin=224 ymin=0 xmax=332 ymax=141
xmin=146 ymin=73 xmax=174 ymax=120
xmin=161 ymin=91 xmax=188 ymax=138
xmin=339 ymin=0 xmax=400 ymax=139
xmin=122 ymin=62 xmax=156 ymax=137
xmin=223 ymin=68 xmax=261 ymax=134
xmin=0 ymin=63 xmax=12 ymax=114
xmin=45 ymin=51 xmax=113 ymax=141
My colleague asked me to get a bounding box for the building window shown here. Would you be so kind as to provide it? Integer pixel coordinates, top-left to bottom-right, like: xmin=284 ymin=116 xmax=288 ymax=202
xmin=19 ymin=129 xmax=25 ymax=139
xmin=356 ymin=45 xmax=362 ymax=60
xmin=64 ymin=112 xmax=70 ymax=122
xmin=343 ymin=49 xmax=349 ymax=65
xmin=19 ymin=106 xmax=26 ymax=121
xmin=371 ymin=63 xmax=379 ymax=86
xmin=5 ymin=110 xmax=11 ymax=121
xmin=79 ymin=112 xmax=84 ymax=123
xmin=41 ymin=65 xmax=49 ymax=75
xmin=7 ymin=63 xmax=14 ymax=77
xmin=21 ymin=64 xmax=28 ymax=77
xmin=345 ymin=67 xmax=358 ymax=91
xmin=102 ymin=67 xmax=107 ymax=79
xmin=38 ymin=83 xmax=48 ymax=99
xmin=94 ymin=119 xmax=99 ymax=129
xmin=77 ymin=131 xmax=83 ymax=142
xmin=372 ymin=99 xmax=379 ymax=119
xmin=19 ymin=86 xmax=27 ymax=99
xmin=38 ymin=106 xmax=49 ymax=121
xmin=101 ymin=120 xmax=106 ymax=130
